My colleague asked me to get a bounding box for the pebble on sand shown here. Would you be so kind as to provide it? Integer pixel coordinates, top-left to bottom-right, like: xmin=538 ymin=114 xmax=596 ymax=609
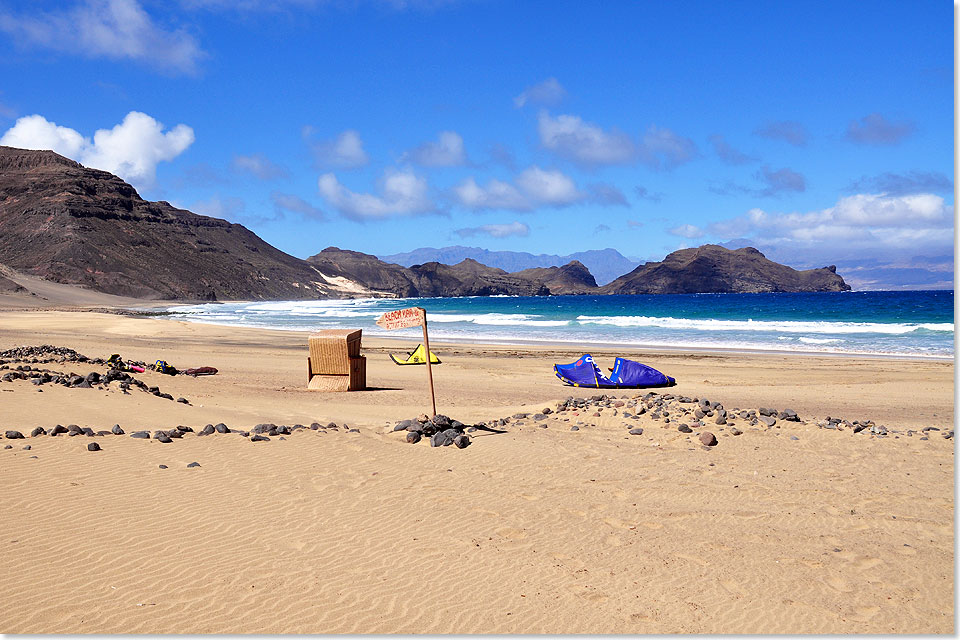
xmin=87 ymin=442 xmax=101 ymax=451
xmin=698 ymin=432 xmax=718 ymax=447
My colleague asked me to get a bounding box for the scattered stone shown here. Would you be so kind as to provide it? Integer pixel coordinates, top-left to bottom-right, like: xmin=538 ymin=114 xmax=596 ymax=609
xmin=30 ymin=427 xmax=46 ymax=437
xmin=155 ymin=433 xmax=172 ymax=443
xmin=677 ymin=424 xmax=693 ymax=433
xmin=22 ymin=445 xmax=31 ymax=450
xmin=729 ymin=427 xmax=743 ymax=436
xmin=3 ymin=445 xmax=10 ymax=449
xmin=159 ymin=464 xmax=168 ymax=469
xmin=758 ymin=407 xmax=777 ymax=416
xmin=176 ymin=397 xmax=189 ymax=404
xmin=699 ymin=431 xmax=718 ymax=446
xmin=187 ymin=462 xmax=201 ymax=468
xmin=790 ymin=435 xmax=799 ymax=441
xmin=453 ymin=434 xmax=471 ymax=449
xmin=406 ymin=431 xmax=422 ymax=444
xmin=87 ymin=442 xmax=101 ymax=451
xmin=130 ymin=431 xmax=150 ymax=439
xmin=628 ymin=427 xmax=644 ymax=435
xmin=111 ymin=424 xmax=124 ymax=435
xmin=760 ymin=416 xmax=776 ymax=427
xmin=570 ymin=426 xmax=579 ymax=431
xmin=198 ymin=424 xmax=215 ymax=436
xmin=4 ymin=430 xmax=24 ymax=440
xmin=49 ymin=425 xmax=68 ymax=435
xmin=251 ymin=435 xmax=270 ymax=442
xmin=214 ymin=423 xmax=230 ymax=434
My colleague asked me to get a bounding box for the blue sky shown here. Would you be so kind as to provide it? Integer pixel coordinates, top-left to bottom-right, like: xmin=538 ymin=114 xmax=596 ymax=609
xmin=0 ymin=0 xmax=953 ymax=288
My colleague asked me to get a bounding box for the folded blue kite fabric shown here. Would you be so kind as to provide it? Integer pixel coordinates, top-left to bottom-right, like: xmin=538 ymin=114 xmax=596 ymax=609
xmin=554 ymin=354 xmax=675 ymax=389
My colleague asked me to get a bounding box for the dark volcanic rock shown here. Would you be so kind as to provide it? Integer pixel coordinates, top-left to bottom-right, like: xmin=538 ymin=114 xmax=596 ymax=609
xmin=601 ymin=245 xmax=849 ymax=294
xmin=4 ymin=430 xmax=24 ymax=439
xmin=0 ymin=146 xmax=350 ymax=301
xmin=699 ymin=431 xmax=718 ymax=446
xmin=406 ymin=431 xmax=422 ymax=444
xmin=453 ymin=434 xmax=471 ymax=449
xmin=87 ymin=442 xmax=101 ymax=451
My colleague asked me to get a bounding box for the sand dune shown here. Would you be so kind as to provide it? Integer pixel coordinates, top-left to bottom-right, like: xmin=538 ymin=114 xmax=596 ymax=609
xmin=0 ymin=309 xmax=953 ymax=634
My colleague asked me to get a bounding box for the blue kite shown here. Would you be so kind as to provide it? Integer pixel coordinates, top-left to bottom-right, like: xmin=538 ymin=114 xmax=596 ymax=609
xmin=554 ymin=354 xmax=675 ymax=388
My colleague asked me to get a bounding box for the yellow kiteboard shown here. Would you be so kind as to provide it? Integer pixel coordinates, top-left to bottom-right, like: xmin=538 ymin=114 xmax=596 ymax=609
xmin=390 ymin=343 xmax=441 ymax=365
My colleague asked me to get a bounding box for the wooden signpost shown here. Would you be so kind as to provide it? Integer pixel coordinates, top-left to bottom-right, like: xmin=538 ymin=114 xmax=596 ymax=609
xmin=376 ymin=306 xmax=436 ymax=416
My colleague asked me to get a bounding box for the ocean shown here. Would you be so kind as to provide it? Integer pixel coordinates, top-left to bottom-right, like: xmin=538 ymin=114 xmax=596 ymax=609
xmin=164 ymin=290 xmax=955 ymax=359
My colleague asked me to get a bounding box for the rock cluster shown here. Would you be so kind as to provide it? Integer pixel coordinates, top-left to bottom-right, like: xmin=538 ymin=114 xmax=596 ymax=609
xmin=392 ymin=414 xmax=472 ymax=449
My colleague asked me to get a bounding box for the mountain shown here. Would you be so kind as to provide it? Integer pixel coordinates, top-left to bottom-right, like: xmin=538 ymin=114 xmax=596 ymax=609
xmin=379 ymin=246 xmax=640 ymax=285
xmin=307 ymin=247 xmax=597 ymax=296
xmin=601 ymin=245 xmax=850 ymax=294
xmin=0 ymin=146 xmax=373 ymax=301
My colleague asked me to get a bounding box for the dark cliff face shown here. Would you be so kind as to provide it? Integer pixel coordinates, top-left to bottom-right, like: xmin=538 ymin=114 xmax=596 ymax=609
xmin=512 ymin=261 xmax=598 ymax=295
xmin=0 ymin=146 xmax=339 ymax=300
xmin=601 ymin=245 xmax=851 ymax=294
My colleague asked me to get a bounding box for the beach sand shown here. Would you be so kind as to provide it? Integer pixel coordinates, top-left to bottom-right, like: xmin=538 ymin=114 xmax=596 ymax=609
xmin=0 ymin=301 xmax=954 ymax=634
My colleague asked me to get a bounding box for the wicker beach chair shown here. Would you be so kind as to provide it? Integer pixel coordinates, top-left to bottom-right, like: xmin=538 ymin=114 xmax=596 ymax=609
xmin=307 ymin=329 xmax=366 ymax=391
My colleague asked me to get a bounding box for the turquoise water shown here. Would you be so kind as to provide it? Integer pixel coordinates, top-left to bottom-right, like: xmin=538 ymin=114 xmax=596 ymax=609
xmin=165 ymin=291 xmax=955 ymax=358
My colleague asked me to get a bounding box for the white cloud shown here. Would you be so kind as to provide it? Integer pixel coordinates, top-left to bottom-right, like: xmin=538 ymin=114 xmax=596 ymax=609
xmin=538 ymin=111 xmax=635 ymax=166
xmin=453 ymin=177 xmax=531 ymax=211
xmin=455 ymin=221 xmax=530 ymax=239
xmin=0 ymin=111 xmax=194 ymax=187
xmin=0 ymin=0 xmax=203 ymax=75
xmin=514 ymin=78 xmax=567 ymax=108
xmin=402 ymin=130 xmax=467 ymax=167
xmin=707 ymin=193 xmax=954 ymax=264
xmin=514 ymin=166 xmax=583 ymax=205
xmin=638 ymin=126 xmax=698 ymax=169
xmin=310 ymin=129 xmax=369 ymax=169
xmin=450 ymin=166 xmax=628 ymax=212
xmin=317 ymin=168 xmax=434 ymax=220
xmin=668 ymin=223 xmax=705 ymax=239
xmin=232 ymin=153 xmax=288 ymax=180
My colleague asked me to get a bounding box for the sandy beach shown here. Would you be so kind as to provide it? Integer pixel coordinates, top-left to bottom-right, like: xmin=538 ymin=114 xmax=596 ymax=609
xmin=0 ymin=298 xmax=954 ymax=634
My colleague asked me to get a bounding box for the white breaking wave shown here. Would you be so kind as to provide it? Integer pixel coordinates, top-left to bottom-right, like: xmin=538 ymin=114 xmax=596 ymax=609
xmin=575 ymin=315 xmax=954 ymax=335
xmin=428 ymin=312 xmax=570 ymax=327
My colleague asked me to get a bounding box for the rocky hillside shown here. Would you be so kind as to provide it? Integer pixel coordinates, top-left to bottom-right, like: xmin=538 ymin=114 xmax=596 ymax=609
xmin=0 ymin=146 xmax=361 ymax=301
xmin=307 ymin=248 xmax=597 ymax=297
xmin=601 ymin=245 xmax=850 ymax=294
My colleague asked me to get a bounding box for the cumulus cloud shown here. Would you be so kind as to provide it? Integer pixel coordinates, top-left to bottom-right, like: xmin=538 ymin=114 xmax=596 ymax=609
xmin=454 ymin=221 xmax=529 ymax=239
xmin=755 ymin=165 xmax=806 ymax=196
xmin=0 ymin=0 xmax=203 ymax=75
xmin=848 ymin=170 xmax=952 ymax=196
xmin=453 ymin=177 xmax=531 ymax=211
xmin=706 ymin=193 xmax=954 ymax=265
xmin=402 ymin=130 xmax=468 ymax=167
xmin=271 ymin=191 xmax=325 ymax=220
xmin=708 ymin=134 xmax=757 ymax=165
xmin=309 ymin=129 xmax=369 ymax=169
xmin=637 ymin=126 xmax=698 ymax=170
xmin=232 ymin=153 xmax=289 ymax=180
xmin=754 ymin=120 xmax=808 ymax=146
xmin=514 ymin=166 xmax=583 ymax=205
xmin=668 ymin=223 xmax=705 ymax=239
xmin=452 ymin=166 xmax=626 ymax=212
xmin=317 ymin=168 xmax=434 ymax=221
xmin=538 ymin=111 xmax=635 ymax=166
xmin=846 ymin=113 xmax=916 ymax=145
xmin=0 ymin=111 xmax=194 ymax=187
xmin=514 ymin=78 xmax=567 ymax=108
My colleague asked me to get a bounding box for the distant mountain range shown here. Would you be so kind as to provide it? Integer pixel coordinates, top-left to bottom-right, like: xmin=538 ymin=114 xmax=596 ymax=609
xmin=379 ymin=246 xmax=640 ymax=286
xmin=0 ymin=145 xmax=851 ymax=301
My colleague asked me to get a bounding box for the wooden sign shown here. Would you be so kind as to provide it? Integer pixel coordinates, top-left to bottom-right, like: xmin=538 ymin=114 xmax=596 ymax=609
xmin=375 ymin=307 xmax=437 ymax=416
xmin=376 ymin=306 xmax=425 ymax=330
